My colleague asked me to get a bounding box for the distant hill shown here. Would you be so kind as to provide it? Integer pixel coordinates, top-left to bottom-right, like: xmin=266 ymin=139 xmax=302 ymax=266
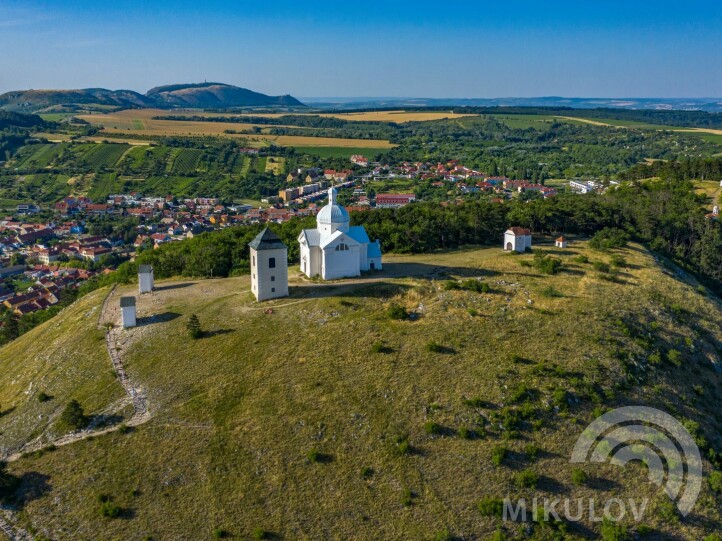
xmin=0 ymin=88 xmax=154 ymax=112
xmin=146 ymin=82 xmax=304 ymax=108
xmin=0 ymin=83 xmax=305 ymax=112
xmin=304 ymin=96 xmax=722 ymax=112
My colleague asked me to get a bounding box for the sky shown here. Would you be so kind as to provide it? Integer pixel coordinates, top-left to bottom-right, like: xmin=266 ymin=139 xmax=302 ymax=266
xmin=1 ymin=0 xmax=721 ymax=98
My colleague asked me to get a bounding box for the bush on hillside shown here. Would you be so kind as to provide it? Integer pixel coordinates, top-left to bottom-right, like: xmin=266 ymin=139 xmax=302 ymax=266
xmin=186 ymin=314 xmax=203 ymax=339
xmin=59 ymin=400 xmax=89 ymax=432
xmin=387 ymin=304 xmax=409 ymax=320
xmin=532 ymin=252 xmax=562 ymax=274
xmin=477 ymin=496 xmax=504 ymax=518
xmin=589 ymin=227 xmax=630 ymax=251
xmin=514 ymin=469 xmax=539 ymax=489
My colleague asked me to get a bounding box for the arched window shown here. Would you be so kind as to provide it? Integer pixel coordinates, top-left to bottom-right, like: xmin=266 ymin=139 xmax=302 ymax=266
xmin=335 ymin=243 xmax=349 ymax=251
xmin=269 ymin=257 xmax=276 ymax=268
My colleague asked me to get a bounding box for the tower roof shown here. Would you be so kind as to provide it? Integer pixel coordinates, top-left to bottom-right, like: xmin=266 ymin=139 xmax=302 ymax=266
xmin=138 ymin=264 xmax=153 ymax=274
xmin=317 ymin=187 xmax=349 ymax=225
xmin=249 ymin=227 xmax=287 ymax=251
xmin=120 ymin=296 xmax=136 ymax=308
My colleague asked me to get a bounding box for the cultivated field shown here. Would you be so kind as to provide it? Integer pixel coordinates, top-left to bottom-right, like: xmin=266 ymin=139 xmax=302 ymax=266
xmin=3 ymin=243 xmax=722 ymax=540
xmin=76 ymin=109 xmax=396 ymax=148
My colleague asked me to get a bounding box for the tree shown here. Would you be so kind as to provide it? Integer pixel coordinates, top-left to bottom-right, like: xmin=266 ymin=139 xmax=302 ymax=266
xmin=59 ymin=399 xmax=89 ymax=432
xmin=4 ymin=314 xmax=19 ymax=341
xmin=187 ymin=314 xmax=203 ymax=339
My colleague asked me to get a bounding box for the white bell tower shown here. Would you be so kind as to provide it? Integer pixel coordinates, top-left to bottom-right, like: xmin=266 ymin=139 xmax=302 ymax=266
xmin=249 ymin=228 xmax=289 ymax=302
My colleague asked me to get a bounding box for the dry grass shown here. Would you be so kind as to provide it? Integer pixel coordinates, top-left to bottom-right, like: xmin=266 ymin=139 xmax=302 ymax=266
xmin=555 ymin=116 xmax=611 ymax=127
xmin=3 ymin=243 xmax=722 ymax=540
xmin=264 ymin=156 xmax=285 ymax=175
xmin=694 ymin=180 xmax=722 ymax=209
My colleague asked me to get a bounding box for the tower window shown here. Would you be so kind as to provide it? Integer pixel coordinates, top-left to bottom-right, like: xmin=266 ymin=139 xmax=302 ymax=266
xmin=271 ymin=276 xmax=275 ymax=281
xmin=271 ymin=288 xmax=275 ymax=293
xmin=269 ymin=257 xmax=276 ymax=268
xmin=335 ymin=243 xmax=349 ymax=251
xmin=252 ymin=255 xmax=255 ymax=266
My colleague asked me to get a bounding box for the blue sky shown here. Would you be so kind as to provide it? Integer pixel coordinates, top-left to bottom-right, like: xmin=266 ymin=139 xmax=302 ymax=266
xmin=1 ymin=0 xmax=721 ymax=98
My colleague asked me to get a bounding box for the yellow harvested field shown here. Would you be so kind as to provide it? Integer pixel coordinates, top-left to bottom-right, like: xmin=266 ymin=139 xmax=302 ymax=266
xmin=271 ymin=135 xmax=394 ymax=148
xmin=34 ymin=132 xmax=72 ymax=142
xmin=555 ymin=116 xmax=611 ymax=126
xmin=675 ymin=127 xmax=722 ymax=136
xmin=75 ymin=109 xmax=395 ymax=148
xmin=248 ymin=110 xmax=477 ymax=122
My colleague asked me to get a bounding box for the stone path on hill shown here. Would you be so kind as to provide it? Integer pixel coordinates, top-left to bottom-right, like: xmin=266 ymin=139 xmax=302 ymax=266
xmin=0 ymin=285 xmax=155 ymax=541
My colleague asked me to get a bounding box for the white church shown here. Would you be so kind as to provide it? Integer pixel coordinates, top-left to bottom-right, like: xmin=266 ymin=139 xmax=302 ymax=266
xmin=298 ymin=187 xmax=382 ymax=280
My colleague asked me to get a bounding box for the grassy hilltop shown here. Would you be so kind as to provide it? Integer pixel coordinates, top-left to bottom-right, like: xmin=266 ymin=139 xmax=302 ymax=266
xmin=2 ymin=243 xmax=722 ymax=540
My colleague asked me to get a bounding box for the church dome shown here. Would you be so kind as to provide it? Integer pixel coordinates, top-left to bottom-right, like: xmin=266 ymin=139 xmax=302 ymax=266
xmin=317 ymin=187 xmax=349 ymax=226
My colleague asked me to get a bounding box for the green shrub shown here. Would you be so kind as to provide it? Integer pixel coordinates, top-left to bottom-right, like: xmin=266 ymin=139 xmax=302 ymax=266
xmin=532 ymin=252 xmax=562 ymax=274
xmin=37 ymin=392 xmax=52 ymax=402
xmin=491 ymin=446 xmax=508 ymax=466
xmin=592 ymin=261 xmax=611 ymax=273
xmin=708 ymin=471 xmax=722 ymax=493
xmin=186 ymin=313 xmax=203 ymax=339
xmin=540 ymin=286 xmax=563 ymax=298
xmin=443 ymin=280 xmax=461 ymax=290
xmin=610 ymin=254 xmax=627 ymax=268
xmin=463 ymin=397 xmax=488 ymax=408
xmin=514 ymin=469 xmax=538 ymax=489
xmin=467 ymin=308 xmax=479 ymax=317
xmin=401 ymin=488 xmax=413 ymax=507
xmin=589 ymin=228 xmax=629 ymax=250
xmin=509 ymin=384 xmax=538 ymax=403
xmin=600 ymin=518 xmax=630 ymax=541
xmin=656 ymin=498 xmax=679 ymax=524
xmin=97 ymin=495 xmax=121 ymax=519
xmin=703 ymin=535 xmax=722 ymax=541
xmin=461 ymin=279 xmax=490 ymax=293
xmin=667 ymin=349 xmax=682 ymax=367
xmin=524 ymin=443 xmax=540 ymax=461
xmin=59 ymin=399 xmax=89 ymax=431
xmin=306 ymin=449 xmax=320 ymax=463
xmin=571 ymin=467 xmax=588 ymax=487
xmin=433 ymin=529 xmax=453 ymax=541
xmin=477 ymin=496 xmax=504 ymax=517
xmin=425 ymin=422 xmax=442 ymax=435
xmin=360 ymin=466 xmax=374 ymax=479
xmin=251 ymin=527 xmax=269 ymax=540
xmin=394 ymin=435 xmax=412 ymax=456
xmin=573 ymin=255 xmax=589 ymax=264
xmin=458 ymin=427 xmax=473 ymax=440
xmin=490 ymin=529 xmax=506 ymax=541
xmin=387 ymin=304 xmax=409 ymax=320
xmin=426 ymin=341 xmax=445 ymax=353
xmin=370 ymin=341 xmax=392 ymax=354
xmin=551 ymin=388 xmax=570 ymax=410
xmin=212 ymin=528 xmax=230 ymax=539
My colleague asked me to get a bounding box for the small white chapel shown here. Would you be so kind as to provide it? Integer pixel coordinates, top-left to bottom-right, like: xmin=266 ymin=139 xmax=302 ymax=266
xmin=298 ymin=187 xmax=382 ymax=280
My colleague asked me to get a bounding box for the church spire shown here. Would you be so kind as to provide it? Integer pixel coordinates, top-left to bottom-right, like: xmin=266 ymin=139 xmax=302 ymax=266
xmin=328 ymin=186 xmax=337 ymax=205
